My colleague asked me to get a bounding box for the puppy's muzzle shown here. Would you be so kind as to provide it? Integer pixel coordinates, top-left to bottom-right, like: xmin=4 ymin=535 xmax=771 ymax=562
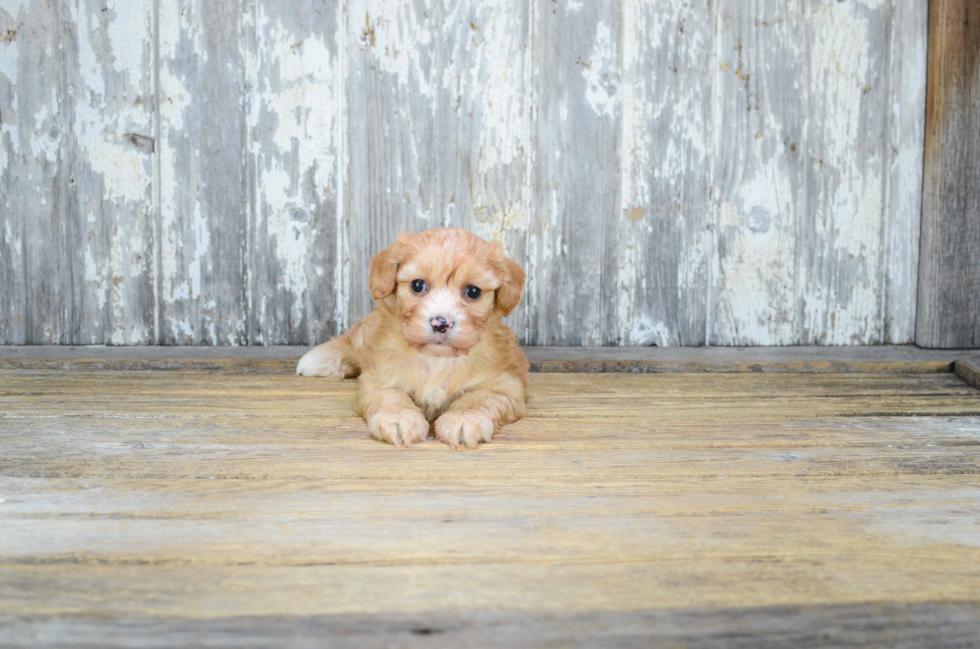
xmin=430 ymin=316 xmax=453 ymax=334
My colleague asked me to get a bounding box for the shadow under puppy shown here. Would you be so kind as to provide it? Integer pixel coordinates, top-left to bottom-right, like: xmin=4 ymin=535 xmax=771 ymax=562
xmin=297 ymin=228 xmax=529 ymax=448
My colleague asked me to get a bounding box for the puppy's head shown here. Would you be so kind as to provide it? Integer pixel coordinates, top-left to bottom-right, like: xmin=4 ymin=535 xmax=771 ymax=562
xmin=369 ymin=228 xmax=525 ymax=357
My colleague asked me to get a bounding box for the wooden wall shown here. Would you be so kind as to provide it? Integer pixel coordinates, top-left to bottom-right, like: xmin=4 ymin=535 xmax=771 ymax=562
xmin=917 ymin=0 xmax=980 ymax=349
xmin=0 ymin=0 xmax=930 ymax=346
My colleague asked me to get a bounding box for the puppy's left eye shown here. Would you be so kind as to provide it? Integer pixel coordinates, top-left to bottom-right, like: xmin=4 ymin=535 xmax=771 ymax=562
xmin=465 ymin=285 xmax=482 ymax=300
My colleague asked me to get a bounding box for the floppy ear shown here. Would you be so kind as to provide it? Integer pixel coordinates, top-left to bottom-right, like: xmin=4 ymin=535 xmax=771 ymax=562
xmin=369 ymin=235 xmax=408 ymax=300
xmin=495 ymin=254 xmax=526 ymax=316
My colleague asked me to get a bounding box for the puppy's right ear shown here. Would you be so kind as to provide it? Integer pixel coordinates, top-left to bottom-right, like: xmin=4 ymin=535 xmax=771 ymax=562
xmin=369 ymin=235 xmax=408 ymax=300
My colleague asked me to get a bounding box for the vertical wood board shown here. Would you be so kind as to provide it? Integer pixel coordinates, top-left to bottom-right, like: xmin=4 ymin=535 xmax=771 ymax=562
xmin=345 ymin=0 xmax=530 ymax=333
xmin=244 ymin=0 xmax=345 ymax=345
xmin=157 ymin=0 xmax=248 ymax=345
xmin=917 ymin=0 xmax=980 ymax=348
xmin=63 ymin=0 xmax=156 ymax=345
xmin=1 ymin=0 xmax=69 ymax=344
xmin=527 ymin=0 xmax=622 ymax=346
xmin=712 ymin=0 xmax=926 ymax=346
xmin=711 ymin=0 xmax=806 ymax=346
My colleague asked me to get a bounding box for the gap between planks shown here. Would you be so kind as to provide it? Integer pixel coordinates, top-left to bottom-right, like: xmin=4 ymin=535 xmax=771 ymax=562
xmin=0 ymin=346 xmax=979 ymax=381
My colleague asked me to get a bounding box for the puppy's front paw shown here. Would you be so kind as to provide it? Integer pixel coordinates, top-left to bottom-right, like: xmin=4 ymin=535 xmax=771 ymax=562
xmin=296 ymin=346 xmax=350 ymax=377
xmin=368 ymin=409 xmax=430 ymax=447
xmin=435 ymin=411 xmax=496 ymax=449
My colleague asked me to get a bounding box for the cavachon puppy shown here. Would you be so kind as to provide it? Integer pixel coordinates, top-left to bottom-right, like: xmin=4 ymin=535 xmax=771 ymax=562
xmin=296 ymin=228 xmax=529 ymax=448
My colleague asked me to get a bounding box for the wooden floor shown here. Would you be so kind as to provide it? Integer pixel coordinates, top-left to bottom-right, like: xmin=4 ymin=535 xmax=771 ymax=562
xmin=2 ymin=358 xmax=980 ymax=647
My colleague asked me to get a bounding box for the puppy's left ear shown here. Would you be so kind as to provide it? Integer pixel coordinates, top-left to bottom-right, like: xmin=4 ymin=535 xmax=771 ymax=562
xmin=495 ymin=254 xmax=526 ymax=316
xmin=369 ymin=234 xmax=408 ymax=300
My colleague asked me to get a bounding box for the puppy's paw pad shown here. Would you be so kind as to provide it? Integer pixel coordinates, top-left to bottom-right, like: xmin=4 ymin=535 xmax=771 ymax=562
xmin=368 ymin=410 xmax=429 ymax=447
xmin=296 ymin=347 xmax=346 ymax=377
xmin=435 ymin=411 xmax=496 ymax=449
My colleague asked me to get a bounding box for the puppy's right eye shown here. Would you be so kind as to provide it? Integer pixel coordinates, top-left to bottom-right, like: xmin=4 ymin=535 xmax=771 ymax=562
xmin=411 ymin=279 xmax=427 ymax=294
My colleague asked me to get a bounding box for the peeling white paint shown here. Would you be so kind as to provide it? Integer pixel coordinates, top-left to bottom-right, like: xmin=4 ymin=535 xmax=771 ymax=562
xmin=616 ymin=0 xmax=645 ymax=344
xmin=466 ymin=1 xmax=528 ymax=176
xmin=353 ymin=0 xmax=436 ymax=99
xmin=630 ymin=314 xmax=669 ymax=348
xmin=30 ymin=100 xmax=59 ymax=164
xmin=334 ymin=0 xmax=351 ymax=332
xmin=471 ymin=201 xmax=522 ymax=245
xmin=716 ymin=160 xmax=798 ymax=345
xmin=0 ymin=31 xmax=18 ymax=174
xmin=803 ymin=1 xmax=884 ymax=344
xmin=71 ymin=0 xmax=153 ymax=204
xmin=248 ymin=6 xmax=343 ymax=335
xmin=618 ymin=0 xmax=648 ymax=216
xmin=0 ymin=34 xmax=17 ymax=88
xmin=0 ymin=0 xmax=929 ymax=346
xmin=158 ymin=43 xmax=194 ymax=309
xmin=582 ymin=21 xmax=619 ymax=119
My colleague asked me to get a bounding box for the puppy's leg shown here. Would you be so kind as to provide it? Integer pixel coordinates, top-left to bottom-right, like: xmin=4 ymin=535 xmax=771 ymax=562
xmin=435 ymin=378 xmax=526 ymax=449
xmin=296 ymin=324 xmax=362 ymax=378
xmin=361 ymin=388 xmax=430 ymax=447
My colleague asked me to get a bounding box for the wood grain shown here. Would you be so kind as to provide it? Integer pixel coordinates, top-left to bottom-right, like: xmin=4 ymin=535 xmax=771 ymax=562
xmin=244 ymin=0 xmax=346 ymax=345
xmin=712 ymin=0 xmax=805 ymax=346
xmin=64 ymin=0 xmax=157 ymax=345
xmin=157 ymin=0 xmax=248 ymax=345
xmin=615 ymin=0 xmax=712 ymax=346
xmin=884 ymin=0 xmax=929 ymax=344
xmin=345 ymin=0 xmax=439 ymax=324
xmin=0 ymin=1 xmax=937 ymax=346
xmin=527 ymin=0 xmax=622 ymax=346
xmin=955 ymin=359 xmax=980 ymax=391
xmin=346 ymin=0 xmax=531 ymax=333
xmin=0 ymin=0 xmax=69 ymax=344
xmin=0 ymin=367 xmax=979 ymax=644
xmin=917 ymin=0 xmax=980 ymax=348
xmin=799 ymin=0 xmax=918 ymax=345
xmin=1 ymin=344 xmax=979 ymax=375
xmin=3 ymin=603 xmax=979 ymax=649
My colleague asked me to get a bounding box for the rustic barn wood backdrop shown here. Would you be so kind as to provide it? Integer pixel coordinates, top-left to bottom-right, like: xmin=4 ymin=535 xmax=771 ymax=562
xmin=0 ymin=0 xmax=939 ymax=346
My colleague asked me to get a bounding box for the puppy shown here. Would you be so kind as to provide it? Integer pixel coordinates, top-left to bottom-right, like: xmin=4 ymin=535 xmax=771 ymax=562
xmin=296 ymin=228 xmax=529 ymax=448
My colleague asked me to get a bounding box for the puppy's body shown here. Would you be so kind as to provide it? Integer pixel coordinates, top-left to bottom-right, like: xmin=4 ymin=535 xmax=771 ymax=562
xmin=297 ymin=228 xmax=528 ymax=448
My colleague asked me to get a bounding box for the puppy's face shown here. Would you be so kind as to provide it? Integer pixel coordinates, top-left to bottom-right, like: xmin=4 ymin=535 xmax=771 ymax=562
xmin=369 ymin=229 xmax=525 ymax=357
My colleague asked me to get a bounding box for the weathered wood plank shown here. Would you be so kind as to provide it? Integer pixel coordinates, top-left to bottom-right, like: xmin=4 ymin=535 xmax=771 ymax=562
xmin=955 ymin=359 xmax=980 ymax=391
xmin=799 ymin=0 xmax=915 ymax=345
xmin=711 ymin=0 xmax=926 ymax=346
xmin=345 ymin=1 xmax=531 ymax=331
xmin=243 ymin=0 xmax=345 ymax=345
xmin=712 ymin=1 xmax=806 ymax=346
xmin=437 ymin=0 xmax=532 ymax=337
xmin=0 ymin=1 xmax=938 ymax=348
xmin=883 ymin=0 xmax=928 ymax=344
xmin=0 ymin=1 xmax=69 ymax=344
xmin=0 ymin=369 xmax=979 ymax=645
xmin=0 ymin=3 xmax=29 ymax=344
xmin=526 ymin=1 xmax=621 ymax=345
xmin=3 ymin=603 xmax=979 ymax=649
xmin=346 ymin=0 xmax=441 ymax=324
xmin=1 ymin=345 xmax=978 ymax=374
xmin=3 ymin=558 xmax=979 ymax=619
xmin=917 ymin=0 xmax=980 ymax=348
xmin=63 ymin=0 xmax=156 ymax=345
xmin=615 ymin=0 xmax=711 ymax=346
xmin=1 ymin=370 xmax=978 ymax=424
xmin=157 ymin=0 xmax=248 ymax=344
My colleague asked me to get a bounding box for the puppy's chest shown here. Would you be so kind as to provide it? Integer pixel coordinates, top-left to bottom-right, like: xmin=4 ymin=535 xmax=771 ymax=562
xmin=395 ymin=356 xmax=475 ymax=417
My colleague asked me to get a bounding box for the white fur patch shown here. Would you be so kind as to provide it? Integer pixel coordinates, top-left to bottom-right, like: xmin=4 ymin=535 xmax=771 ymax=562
xmin=296 ymin=346 xmax=344 ymax=377
xmin=423 ymin=288 xmax=462 ymax=324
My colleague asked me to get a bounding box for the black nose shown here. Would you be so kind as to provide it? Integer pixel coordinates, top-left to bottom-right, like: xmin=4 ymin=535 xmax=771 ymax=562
xmin=431 ymin=316 xmax=450 ymax=333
